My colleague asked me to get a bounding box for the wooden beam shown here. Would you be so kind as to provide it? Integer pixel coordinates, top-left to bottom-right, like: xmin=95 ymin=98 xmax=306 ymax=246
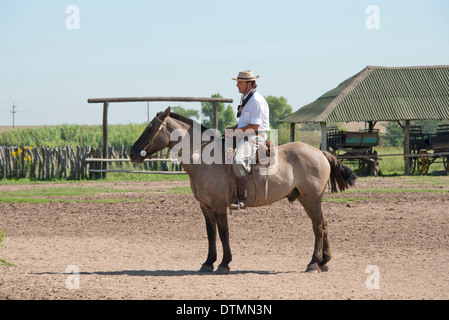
xmin=88 ymin=97 xmax=233 ymax=104
xmin=404 ymin=120 xmax=410 ymax=175
xmin=396 ymin=120 xmax=405 ymax=130
xmin=290 ymin=123 xmax=295 ymax=142
xmin=89 ymin=169 xmax=187 ymax=175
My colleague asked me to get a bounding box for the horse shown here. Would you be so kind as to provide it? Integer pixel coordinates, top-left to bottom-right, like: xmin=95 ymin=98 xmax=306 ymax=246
xmin=129 ymin=107 xmax=356 ymax=274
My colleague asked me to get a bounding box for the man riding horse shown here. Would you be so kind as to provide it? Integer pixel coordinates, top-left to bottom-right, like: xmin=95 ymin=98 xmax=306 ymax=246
xmin=129 ymin=70 xmax=357 ymax=274
xmin=226 ymin=70 xmax=270 ymax=210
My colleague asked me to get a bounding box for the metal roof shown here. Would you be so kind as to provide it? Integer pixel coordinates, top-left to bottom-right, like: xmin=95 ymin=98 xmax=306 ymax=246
xmin=279 ymin=65 xmax=449 ymax=123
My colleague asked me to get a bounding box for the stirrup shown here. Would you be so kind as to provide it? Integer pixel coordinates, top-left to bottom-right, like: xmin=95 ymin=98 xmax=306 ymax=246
xmin=230 ymin=199 xmax=247 ymax=210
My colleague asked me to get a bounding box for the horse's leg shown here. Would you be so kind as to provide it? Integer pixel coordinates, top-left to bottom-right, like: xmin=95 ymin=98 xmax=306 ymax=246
xmin=320 ymin=215 xmax=331 ymax=272
xmin=298 ymin=195 xmax=331 ymax=273
xmin=199 ymin=203 xmax=217 ymax=273
xmin=214 ymin=208 xmax=232 ymax=274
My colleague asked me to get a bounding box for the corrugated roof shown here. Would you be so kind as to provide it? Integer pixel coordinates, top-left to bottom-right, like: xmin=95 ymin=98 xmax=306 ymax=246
xmin=279 ymin=65 xmax=449 ymax=123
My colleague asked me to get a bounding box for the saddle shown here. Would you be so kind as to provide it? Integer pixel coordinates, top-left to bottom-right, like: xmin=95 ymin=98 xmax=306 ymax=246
xmin=255 ymin=140 xmax=276 ymax=167
xmin=225 ymin=137 xmax=277 ymax=169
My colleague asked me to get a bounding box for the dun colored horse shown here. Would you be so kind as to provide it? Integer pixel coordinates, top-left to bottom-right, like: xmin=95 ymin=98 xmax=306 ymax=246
xmin=129 ymin=107 xmax=356 ymax=274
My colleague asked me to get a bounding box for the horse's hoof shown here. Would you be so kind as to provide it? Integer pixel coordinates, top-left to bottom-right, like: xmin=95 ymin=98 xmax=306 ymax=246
xmin=216 ymin=266 xmax=230 ymax=274
xmin=305 ymin=263 xmax=321 ymax=273
xmin=199 ymin=264 xmax=214 ymax=273
xmin=319 ymin=264 xmax=330 ymax=272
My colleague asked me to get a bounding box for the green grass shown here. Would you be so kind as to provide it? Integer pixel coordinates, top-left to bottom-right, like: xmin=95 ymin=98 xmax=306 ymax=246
xmin=323 ymin=197 xmax=375 ymax=203
xmin=0 ymin=258 xmax=14 ymax=266
xmin=374 ymin=146 xmax=405 ymax=175
xmin=168 ymin=186 xmax=192 ymax=194
xmin=3 ymin=182 xmax=444 ymax=204
xmin=0 ymin=197 xmax=148 ymax=204
xmin=0 ymin=229 xmax=15 ymax=267
xmin=103 ymin=173 xmax=190 ymax=182
xmin=1 ymin=186 xmax=132 ymax=197
xmin=0 ymin=186 xmax=148 ymax=204
xmin=0 ymin=173 xmax=191 ymax=185
xmin=344 ymin=187 xmax=448 ymax=194
xmin=400 ymin=175 xmax=449 ymax=186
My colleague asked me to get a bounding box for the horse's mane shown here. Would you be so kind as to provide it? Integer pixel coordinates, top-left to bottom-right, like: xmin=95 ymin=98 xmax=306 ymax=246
xmin=157 ymin=111 xmax=210 ymax=133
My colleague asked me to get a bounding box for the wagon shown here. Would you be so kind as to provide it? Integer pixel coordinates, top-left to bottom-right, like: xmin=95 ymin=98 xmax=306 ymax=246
xmin=409 ymin=124 xmax=449 ymax=174
xmin=326 ymin=127 xmax=380 ymax=176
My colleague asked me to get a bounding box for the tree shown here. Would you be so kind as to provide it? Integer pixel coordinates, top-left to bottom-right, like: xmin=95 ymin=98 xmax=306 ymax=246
xmin=265 ymin=96 xmax=292 ymax=130
xmin=201 ymin=93 xmax=236 ymax=132
xmin=264 ymin=96 xmax=293 ymax=144
xmin=383 ymin=122 xmax=404 ymax=147
xmin=171 ymin=106 xmax=200 ymax=120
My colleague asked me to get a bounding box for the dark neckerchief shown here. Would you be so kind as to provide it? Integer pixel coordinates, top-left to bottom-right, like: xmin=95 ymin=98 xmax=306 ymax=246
xmin=237 ymin=89 xmax=256 ymax=118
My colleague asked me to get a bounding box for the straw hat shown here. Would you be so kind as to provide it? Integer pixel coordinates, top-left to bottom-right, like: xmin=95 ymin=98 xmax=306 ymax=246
xmin=232 ymin=70 xmax=260 ymax=81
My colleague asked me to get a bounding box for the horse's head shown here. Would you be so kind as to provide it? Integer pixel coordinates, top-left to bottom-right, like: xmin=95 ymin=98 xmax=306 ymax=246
xmin=129 ymin=107 xmax=171 ymax=164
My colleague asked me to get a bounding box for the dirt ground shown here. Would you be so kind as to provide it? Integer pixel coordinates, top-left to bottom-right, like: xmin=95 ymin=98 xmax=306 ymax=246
xmin=0 ymin=176 xmax=448 ymax=300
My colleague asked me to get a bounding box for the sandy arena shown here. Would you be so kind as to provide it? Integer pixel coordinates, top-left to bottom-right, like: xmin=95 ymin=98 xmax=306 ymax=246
xmin=0 ymin=176 xmax=448 ymax=300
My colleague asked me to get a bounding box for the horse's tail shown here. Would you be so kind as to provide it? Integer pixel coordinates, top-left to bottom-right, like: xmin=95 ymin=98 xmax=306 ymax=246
xmin=322 ymin=151 xmax=357 ymax=193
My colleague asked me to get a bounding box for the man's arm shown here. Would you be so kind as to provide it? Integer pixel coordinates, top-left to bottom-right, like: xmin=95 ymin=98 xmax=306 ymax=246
xmin=225 ymin=123 xmax=260 ymax=137
xmin=239 ymin=123 xmax=260 ymax=132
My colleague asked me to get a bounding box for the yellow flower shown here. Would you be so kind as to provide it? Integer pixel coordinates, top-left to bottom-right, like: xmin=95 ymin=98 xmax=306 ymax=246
xmin=25 ymin=154 xmax=32 ymax=163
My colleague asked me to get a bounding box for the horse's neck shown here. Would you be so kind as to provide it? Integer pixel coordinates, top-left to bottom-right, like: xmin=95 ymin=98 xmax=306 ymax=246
xmin=165 ymin=118 xmax=206 ymax=175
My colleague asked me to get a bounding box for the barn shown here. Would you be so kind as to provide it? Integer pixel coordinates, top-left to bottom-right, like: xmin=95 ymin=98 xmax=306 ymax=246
xmin=279 ymin=65 xmax=449 ymax=175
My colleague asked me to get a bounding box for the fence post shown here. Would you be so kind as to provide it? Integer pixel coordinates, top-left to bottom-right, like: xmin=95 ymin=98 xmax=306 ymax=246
xmin=6 ymin=148 xmax=12 ymax=179
xmin=102 ymin=101 xmax=109 ymax=179
xmin=0 ymin=147 xmax=5 ymax=180
xmin=38 ymin=147 xmax=44 ymax=180
xmin=93 ymin=148 xmax=102 ymax=179
xmin=50 ymin=147 xmax=56 ymax=179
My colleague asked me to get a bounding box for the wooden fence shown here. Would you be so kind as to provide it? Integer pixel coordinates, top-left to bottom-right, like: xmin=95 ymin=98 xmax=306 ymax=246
xmin=0 ymin=146 xmax=184 ymax=180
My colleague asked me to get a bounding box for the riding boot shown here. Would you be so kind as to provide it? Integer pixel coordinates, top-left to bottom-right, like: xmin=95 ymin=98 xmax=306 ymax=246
xmin=230 ymin=176 xmax=247 ymax=210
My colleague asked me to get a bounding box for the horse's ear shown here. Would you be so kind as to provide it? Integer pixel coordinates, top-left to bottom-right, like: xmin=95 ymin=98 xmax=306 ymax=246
xmin=158 ymin=106 xmax=171 ymax=120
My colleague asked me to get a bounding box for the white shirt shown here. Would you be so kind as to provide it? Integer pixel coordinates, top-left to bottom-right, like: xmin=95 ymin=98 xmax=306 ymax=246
xmin=237 ymin=91 xmax=270 ymax=132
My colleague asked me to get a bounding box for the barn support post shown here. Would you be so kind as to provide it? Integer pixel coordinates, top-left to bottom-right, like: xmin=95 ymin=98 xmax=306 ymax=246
xmin=290 ymin=123 xmax=295 ymax=142
xmin=320 ymin=122 xmax=327 ymax=151
xmin=404 ymin=120 xmax=410 ymax=176
xmin=213 ymin=101 xmax=218 ymax=130
xmin=102 ymin=101 xmax=109 ymax=179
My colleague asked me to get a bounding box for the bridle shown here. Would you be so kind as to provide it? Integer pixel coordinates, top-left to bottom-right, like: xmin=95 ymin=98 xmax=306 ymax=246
xmin=140 ymin=117 xmax=166 ymax=158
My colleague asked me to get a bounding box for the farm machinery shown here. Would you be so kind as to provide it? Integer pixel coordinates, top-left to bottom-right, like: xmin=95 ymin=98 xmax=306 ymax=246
xmin=408 ymin=124 xmax=449 ymax=174
xmin=326 ymin=127 xmax=380 ymax=176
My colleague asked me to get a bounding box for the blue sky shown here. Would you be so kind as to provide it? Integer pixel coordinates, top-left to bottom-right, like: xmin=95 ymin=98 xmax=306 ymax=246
xmin=1 ymin=0 xmax=448 ymax=126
